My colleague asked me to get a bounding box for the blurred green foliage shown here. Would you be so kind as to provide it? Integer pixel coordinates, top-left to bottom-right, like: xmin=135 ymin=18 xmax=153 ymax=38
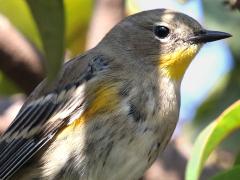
xmin=26 ymin=0 xmax=65 ymax=82
xmin=0 ymin=74 xmax=20 ymax=95
xmin=0 ymin=1 xmax=239 ymax=178
xmin=192 ymin=0 xmax=240 ymax=152
xmin=188 ymin=1 xmax=240 ymax=179
xmin=211 ymin=165 xmax=240 ymax=180
xmin=186 ymin=101 xmax=240 ymax=180
xmin=65 ymin=0 xmax=93 ymax=56
xmin=0 ymin=0 xmax=92 ymax=94
xmin=0 ymin=0 xmax=42 ymax=49
xmin=203 ymin=0 xmax=240 ymax=56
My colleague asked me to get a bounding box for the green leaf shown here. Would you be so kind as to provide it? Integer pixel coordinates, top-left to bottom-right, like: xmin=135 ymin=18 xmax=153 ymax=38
xmin=64 ymin=0 xmax=92 ymax=56
xmin=211 ymin=165 xmax=240 ymax=180
xmin=186 ymin=100 xmax=240 ymax=180
xmin=234 ymin=152 xmax=240 ymax=165
xmin=0 ymin=73 xmax=20 ymax=95
xmin=26 ymin=0 xmax=65 ymax=82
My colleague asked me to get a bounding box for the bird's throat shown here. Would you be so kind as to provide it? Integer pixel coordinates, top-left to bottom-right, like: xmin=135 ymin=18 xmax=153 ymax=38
xmin=158 ymin=45 xmax=199 ymax=80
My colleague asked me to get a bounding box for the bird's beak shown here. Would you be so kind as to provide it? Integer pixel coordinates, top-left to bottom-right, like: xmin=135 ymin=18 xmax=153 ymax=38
xmin=188 ymin=30 xmax=232 ymax=43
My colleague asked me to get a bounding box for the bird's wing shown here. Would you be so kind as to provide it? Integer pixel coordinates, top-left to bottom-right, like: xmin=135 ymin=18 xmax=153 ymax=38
xmin=0 ymin=52 xmax=109 ymax=180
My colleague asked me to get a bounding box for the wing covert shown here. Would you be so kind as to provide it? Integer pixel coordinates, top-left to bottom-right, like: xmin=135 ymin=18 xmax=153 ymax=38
xmin=0 ymin=54 xmax=110 ymax=180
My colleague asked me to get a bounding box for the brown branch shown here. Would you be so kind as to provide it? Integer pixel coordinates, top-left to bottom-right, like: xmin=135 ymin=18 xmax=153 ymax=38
xmin=0 ymin=15 xmax=45 ymax=95
xmin=86 ymin=0 xmax=125 ymax=50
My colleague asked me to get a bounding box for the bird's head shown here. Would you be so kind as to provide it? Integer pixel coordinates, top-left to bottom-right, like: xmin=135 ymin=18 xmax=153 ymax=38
xmin=99 ymin=9 xmax=231 ymax=81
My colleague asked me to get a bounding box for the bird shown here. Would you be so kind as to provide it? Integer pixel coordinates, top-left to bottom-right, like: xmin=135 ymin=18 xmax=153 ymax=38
xmin=0 ymin=9 xmax=231 ymax=180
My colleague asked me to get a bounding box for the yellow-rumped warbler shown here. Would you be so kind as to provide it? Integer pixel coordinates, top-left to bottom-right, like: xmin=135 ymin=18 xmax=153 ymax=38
xmin=0 ymin=9 xmax=231 ymax=180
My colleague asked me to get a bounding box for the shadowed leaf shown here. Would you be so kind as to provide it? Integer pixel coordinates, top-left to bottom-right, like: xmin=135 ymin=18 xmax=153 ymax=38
xmin=26 ymin=0 xmax=65 ymax=82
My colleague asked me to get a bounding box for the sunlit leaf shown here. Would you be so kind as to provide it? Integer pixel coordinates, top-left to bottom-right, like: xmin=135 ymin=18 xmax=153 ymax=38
xmin=26 ymin=0 xmax=65 ymax=82
xmin=64 ymin=0 xmax=92 ymax=56
xmin=126 ymin=0 xmax=140 ymax=15
xmin=186 ymin=100 xmax=240 ymax=180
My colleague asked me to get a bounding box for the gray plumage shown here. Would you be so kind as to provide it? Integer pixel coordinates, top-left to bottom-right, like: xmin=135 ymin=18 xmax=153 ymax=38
xmin=0 ymin=9 xmax=230 ymax=180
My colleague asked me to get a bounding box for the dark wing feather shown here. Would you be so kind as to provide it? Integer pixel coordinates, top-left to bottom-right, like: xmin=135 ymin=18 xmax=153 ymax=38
xmin=0 ymin=53 xmax=109 ymax=180
xmin=0 ymin=93 xmax=66 ymax=180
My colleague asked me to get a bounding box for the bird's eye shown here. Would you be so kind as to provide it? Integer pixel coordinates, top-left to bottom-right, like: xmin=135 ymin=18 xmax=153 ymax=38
xmin=153 ymin=25 xmax=170 ymax=39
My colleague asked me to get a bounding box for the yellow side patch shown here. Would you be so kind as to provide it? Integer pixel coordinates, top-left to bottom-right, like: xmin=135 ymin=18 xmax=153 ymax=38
xmin=56 ymin=84 xmax=119 ymax=139
xmin=159 ymin=45 xmax=199 ymax=80
xmin=73 ymin=85 xmax=119 ymax=126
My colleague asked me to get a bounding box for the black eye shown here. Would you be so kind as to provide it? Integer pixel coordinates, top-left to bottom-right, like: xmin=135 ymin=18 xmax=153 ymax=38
xmin=153 ymin=25 xmax=170 ymax=39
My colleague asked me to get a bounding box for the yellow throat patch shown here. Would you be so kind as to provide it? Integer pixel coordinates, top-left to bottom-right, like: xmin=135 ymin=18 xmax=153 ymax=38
xmin=159 ymin=45 xmax=199 ymax=80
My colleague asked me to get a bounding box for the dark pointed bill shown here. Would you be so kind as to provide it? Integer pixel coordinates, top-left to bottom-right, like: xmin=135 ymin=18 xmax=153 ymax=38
xmin=188 ymin=30 xmax=232 ymax=43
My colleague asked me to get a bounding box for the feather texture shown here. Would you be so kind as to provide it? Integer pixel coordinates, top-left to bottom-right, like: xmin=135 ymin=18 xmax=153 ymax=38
xmin=0 ymin=54 xmax=109 ymax=180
